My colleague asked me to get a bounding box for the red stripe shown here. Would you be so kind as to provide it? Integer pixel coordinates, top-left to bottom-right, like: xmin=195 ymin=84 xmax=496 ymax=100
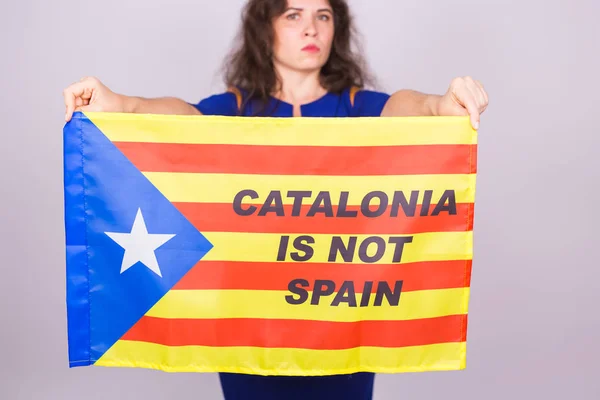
xmin=115 ymin=142 xmax=477 ymax=175
xmin=174 ymin=203 xmax=474 ymax=234
xmin=122 ymin=315 xmax=467 ymax=349
xmin=174 ymin=260 xmax=472 ymax=292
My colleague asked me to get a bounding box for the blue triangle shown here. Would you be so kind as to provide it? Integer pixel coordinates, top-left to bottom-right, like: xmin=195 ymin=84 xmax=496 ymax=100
xmin=64 ymin=112 xmax=213 ymax=364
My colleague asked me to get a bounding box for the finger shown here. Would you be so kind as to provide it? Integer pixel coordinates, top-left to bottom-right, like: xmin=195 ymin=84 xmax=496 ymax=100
xmin=68 ymin=81 xmax=93 ymax=99
xmin=81 ymin=87 xmax=93 ymax=100
xmin=78 ymin=103 xmax=103 ymax=113
xmin=458 ymin=92 xmax=480 ymax=130
xmin=475 ymin=80 xmax=489 ymax=109
xmin=449 ymin=80 xmax=479 ymax=128
xmin=75 ymin=97 xmax=84 ymax=107
xmin=474 ymin=79 xmax=485 ymax=91
xmin=462 ymin=80 xmax=488 ymax=122
xmin=74 ymin=102 xmax=90 ymax=112
xmin=474 ymin=84 xmax=486 ymax=108
xmin=64 ymin=82 xmax=97 ymax=121
xmin=64 ymin=90 xmax=76 ymax=122
xmin=468 ymin=80 xmax=486 ymax=108
xmin=465 ymin=81 xmax=486 ymax=113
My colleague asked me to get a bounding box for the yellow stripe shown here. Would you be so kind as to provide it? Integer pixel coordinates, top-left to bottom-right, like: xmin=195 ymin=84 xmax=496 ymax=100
xmin=202 ymin=231 xmax=472 ymax=264
xmin=143 ymin=172 xmax=476 ymax=205
xmin=146 ymin=288 xmax=468 ymax=321
xmin=84 ymin=112 xmax=477 ymax=146
xmin=96 ymin=341 xmax=466 ymax=375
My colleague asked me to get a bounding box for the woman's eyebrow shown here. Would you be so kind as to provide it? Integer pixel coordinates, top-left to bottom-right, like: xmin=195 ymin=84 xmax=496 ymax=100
xmin=284 ymin=7 xmax=333 ymax=13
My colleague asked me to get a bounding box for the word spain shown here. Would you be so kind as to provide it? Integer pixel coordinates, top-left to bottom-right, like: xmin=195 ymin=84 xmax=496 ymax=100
xmin=286 ymin=279 xmax=403 ymax=307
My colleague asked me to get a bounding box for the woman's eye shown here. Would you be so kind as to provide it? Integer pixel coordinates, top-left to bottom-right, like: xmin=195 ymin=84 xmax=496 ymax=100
xmin=318 ymin=14 xmax=330 ymax=21
xmin=286 ymin=13 xmax=299 ymax=20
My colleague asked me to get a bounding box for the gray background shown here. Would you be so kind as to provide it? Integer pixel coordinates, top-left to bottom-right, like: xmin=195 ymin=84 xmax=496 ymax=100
xmin=2 ymin=0 xmax=599 ymax=399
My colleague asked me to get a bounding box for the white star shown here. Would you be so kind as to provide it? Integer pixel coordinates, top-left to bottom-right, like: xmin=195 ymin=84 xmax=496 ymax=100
xmin=105 ymin=208 xmax=176 ymax=277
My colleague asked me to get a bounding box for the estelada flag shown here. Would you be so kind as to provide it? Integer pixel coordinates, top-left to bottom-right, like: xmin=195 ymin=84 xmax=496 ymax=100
xmin=63 ymin=111 xmax=477 ymax=376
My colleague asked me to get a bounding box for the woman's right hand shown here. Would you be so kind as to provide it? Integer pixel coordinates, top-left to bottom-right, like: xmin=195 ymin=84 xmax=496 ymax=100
xmin=63 ymin=77 xmax=127 ymax=122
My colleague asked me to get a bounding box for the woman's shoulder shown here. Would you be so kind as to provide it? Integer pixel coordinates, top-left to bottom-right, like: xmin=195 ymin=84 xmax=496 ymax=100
xmin=191 ymin=89 xmax=241 ymax=116
xmin=344 ymin=86 xmax=390 ymax=117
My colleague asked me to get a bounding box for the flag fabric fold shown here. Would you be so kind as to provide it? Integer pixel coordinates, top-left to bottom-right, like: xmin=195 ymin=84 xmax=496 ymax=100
xmin=63 ymin=111 xmax=477 ymax=376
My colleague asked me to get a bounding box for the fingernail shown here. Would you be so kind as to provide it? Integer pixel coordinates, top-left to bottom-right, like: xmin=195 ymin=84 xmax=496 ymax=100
xmin=473 ymin=121 xmax=479 ymax=130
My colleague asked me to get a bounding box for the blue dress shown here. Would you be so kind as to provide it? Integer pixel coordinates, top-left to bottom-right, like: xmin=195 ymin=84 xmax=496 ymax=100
xmin=193 ymin=87 xmax=389 ymax=118
xmin=191 ymin=86 xmax=391 ymax=400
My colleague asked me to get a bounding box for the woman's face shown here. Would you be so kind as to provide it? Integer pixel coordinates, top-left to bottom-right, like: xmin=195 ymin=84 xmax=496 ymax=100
xmin=271 ymin=0 xmax=335 ymax=74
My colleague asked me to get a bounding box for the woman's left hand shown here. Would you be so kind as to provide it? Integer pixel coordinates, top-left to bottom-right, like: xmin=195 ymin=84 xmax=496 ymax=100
xmin=434 ymin=76 xmax=489 ymax=130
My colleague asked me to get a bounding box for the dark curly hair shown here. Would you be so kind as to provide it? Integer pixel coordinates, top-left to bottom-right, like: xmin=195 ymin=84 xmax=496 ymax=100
xmin=222 ymin=0 xmax=373 ymax=114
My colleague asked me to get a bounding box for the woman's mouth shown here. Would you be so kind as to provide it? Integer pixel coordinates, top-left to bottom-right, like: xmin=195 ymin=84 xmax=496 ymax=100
xmin=302 ymin=44 xmax=320 ymax=53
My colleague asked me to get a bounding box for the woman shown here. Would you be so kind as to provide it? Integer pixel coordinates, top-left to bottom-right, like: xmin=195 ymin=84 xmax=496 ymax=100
xmin=64 ymin=0 xmax=487 ymax=125
xmin=62 ymin=0 xmax=488 ymax=398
